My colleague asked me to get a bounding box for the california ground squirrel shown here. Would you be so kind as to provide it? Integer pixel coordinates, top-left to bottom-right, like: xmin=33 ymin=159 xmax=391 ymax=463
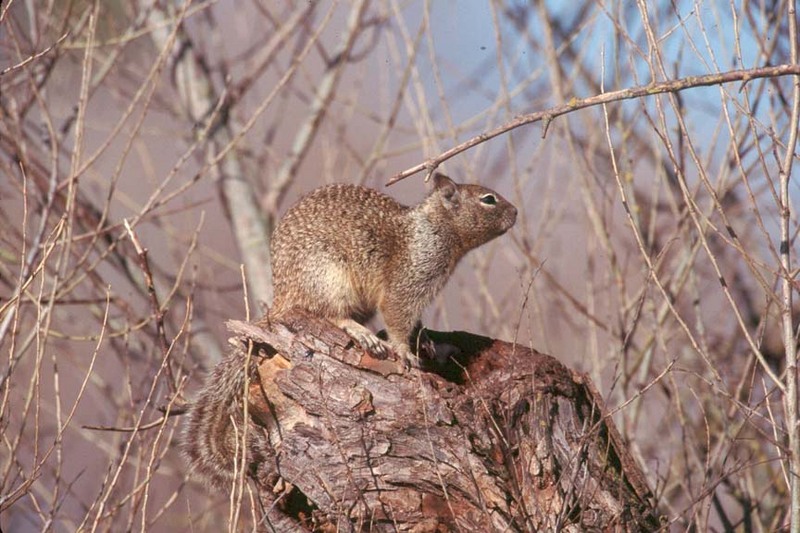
xmin=270 ymin=173 xmax=517 ymax=367
xmin=182 ymin=173 xmax=516 ymax=488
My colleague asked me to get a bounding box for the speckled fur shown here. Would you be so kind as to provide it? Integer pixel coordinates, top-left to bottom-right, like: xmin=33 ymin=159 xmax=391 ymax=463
xmin=181 ymin=348 xmax=271 ymax=490
xmin=270 ymin=173 xmax=517 ymax=365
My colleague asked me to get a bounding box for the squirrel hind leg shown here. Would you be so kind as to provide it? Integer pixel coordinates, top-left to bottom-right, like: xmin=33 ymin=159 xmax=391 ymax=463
xmin=334 ymin=318 xmax=389 ymax=357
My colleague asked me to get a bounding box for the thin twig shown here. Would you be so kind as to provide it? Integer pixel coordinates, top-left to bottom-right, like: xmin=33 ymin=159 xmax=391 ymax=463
xmin=123 ymin=220 xmax=177 ymax=391
xmin=388 ymin=63 xmax=800 ymax=185
xmin=780 ymin=0 xmax=800 ymax=528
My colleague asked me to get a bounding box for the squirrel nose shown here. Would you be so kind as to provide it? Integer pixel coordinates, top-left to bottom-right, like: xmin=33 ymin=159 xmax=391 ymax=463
xmin=507 ymin=205 xmax=518 ymax=226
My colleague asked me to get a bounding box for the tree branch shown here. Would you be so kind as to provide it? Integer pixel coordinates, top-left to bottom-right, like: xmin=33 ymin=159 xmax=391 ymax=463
xmin=387 ymin=63 xmax=800 ymax=185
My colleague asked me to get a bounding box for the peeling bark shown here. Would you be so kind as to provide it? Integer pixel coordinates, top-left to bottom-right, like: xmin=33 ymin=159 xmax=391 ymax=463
xmin=223 ymin=312 xmax=661 ymax=532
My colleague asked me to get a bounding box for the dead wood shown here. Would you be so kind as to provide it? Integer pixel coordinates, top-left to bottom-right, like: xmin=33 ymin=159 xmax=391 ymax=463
xmin=224 ymin=311 xmax=662 ymax=532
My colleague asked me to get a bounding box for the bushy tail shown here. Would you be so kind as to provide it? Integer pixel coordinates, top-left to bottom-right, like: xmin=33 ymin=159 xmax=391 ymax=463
xmin=181 ymin=349 xmax=262 ymax=489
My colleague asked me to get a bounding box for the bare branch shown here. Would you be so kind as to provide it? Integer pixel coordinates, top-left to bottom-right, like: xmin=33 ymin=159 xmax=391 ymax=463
xmin=388 ymin=63 xmax=800 ymax=185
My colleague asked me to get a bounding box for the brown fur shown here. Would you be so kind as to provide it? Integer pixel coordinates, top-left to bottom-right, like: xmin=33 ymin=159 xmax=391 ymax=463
xmin=270 ymin=173 xmax=517 ymax=366
xmin=181 ymin=348 xmax=271 ymax=489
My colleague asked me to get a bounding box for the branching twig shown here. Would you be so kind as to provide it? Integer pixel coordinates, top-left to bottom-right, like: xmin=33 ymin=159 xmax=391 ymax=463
xmin=123 ymin=220 xmax=176 ymax=391
xmin=388 ymin=63 xmax=800 ymax=185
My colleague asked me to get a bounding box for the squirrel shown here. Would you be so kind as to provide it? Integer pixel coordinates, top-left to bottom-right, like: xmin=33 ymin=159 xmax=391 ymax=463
xmin=182 ymin=173 xmax=517 ymax=488
xmin=270 ymin=172 xmax=517 ymax=367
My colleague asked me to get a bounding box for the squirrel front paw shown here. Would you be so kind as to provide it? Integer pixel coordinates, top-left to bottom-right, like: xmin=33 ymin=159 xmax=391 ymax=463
xmin=333 ymin=319 xmax=426 ymax=370
xmin=336 ymin=319 xmax=390 ymax=358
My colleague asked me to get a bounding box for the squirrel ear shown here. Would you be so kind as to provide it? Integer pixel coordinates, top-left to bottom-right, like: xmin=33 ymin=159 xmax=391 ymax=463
xmin=433 ymin=173 xmax=460 ymax=208
xmin=433 ymin=172 xmax=456 ymax=190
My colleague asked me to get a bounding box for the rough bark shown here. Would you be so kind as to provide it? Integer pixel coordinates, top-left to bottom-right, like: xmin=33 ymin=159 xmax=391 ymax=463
xmin=225 ymin=312 xmax=661 ymax=532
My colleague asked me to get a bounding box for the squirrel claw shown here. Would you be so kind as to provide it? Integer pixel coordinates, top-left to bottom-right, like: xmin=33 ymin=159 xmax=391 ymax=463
xmin=337 ymin=319 xmax=389 ymax=358
xmin=392 ymin=344 xmax=420 ymax=370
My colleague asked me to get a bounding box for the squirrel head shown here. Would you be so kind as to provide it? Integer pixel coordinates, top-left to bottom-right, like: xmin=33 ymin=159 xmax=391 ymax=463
xmin=425 ymin=173 xmax=517 ymax=252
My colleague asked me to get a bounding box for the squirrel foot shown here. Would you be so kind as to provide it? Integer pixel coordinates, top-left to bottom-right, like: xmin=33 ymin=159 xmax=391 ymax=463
xmin=336 ymin=319 xmax=390 ymax=358
xmin=392 ymin=343 xmax=420 ymax=370
xmin=334 ymin=319 xmax=422 ymax=369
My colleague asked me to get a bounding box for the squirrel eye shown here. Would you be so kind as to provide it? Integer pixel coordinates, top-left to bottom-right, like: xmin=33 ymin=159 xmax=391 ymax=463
xmin=480 ymin=194 xmax=497 ymax=205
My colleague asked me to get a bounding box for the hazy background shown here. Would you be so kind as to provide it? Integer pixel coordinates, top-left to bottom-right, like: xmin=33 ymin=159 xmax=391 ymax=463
xmin=2 ymin=1 xmax=798 ymax=530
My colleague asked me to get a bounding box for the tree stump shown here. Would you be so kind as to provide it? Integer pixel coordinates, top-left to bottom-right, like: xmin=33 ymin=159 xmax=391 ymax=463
xmin=223 ymin=312 xmax=661 ymax=532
